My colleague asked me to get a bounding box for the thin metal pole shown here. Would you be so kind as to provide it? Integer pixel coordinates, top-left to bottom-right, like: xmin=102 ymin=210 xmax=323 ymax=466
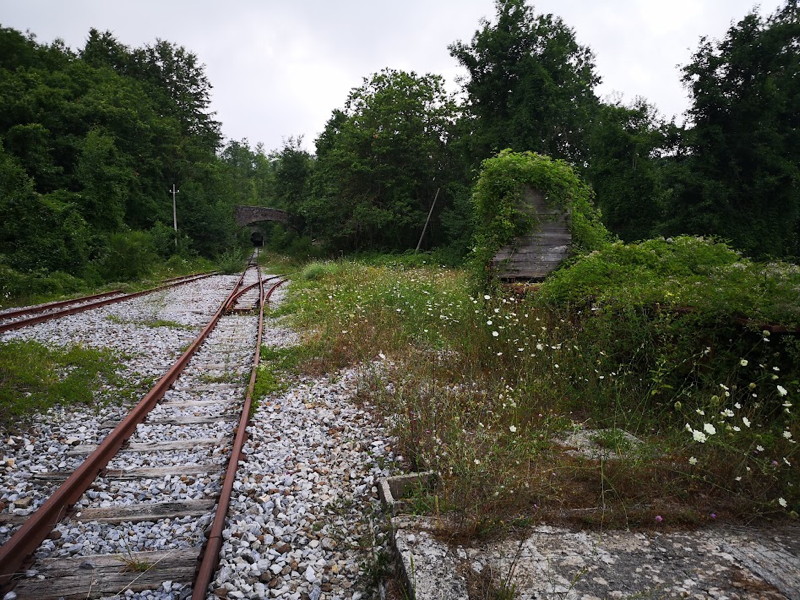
xmin=416 ymin=187 xmax=440 ymax=252
xmin=171 ymin=184 xmax=179 ymax=249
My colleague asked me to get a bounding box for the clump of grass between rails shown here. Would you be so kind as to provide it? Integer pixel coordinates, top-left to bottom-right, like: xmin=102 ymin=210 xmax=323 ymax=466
xmin=281 ymin=241 xmax=799 ymax=535
xmin=0 ymin=339 xmax=125 ymax=428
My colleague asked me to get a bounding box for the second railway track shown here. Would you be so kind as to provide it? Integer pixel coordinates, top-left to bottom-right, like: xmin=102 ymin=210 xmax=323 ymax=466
xmin=0 ymin=272 xmax=216 ymax=334
xmin=0 ymin=262 xmax=286 ymax=598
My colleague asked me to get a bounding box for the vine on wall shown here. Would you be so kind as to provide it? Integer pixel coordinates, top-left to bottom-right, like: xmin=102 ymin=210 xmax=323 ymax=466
xmin=471 ymin=150 xmax=611 ymax=282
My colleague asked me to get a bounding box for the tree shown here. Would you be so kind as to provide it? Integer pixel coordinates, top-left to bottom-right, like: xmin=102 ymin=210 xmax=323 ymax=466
xmin=450 ymin=0 xmax=600 ymax=166
xmin=664 ymin=1 xmax=800 ymax=258
xmin=586 ymin=98 xmax=668 ymax=242
xmin=310 ymin=69 xmax=459 ymax=251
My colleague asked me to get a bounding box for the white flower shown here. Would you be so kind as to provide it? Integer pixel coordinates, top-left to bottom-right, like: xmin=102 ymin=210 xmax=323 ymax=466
xmin=486 ymin=320 xmax=493 ymax=325
xmin=692 ymin=430 xmax=707 ymax=443
xmin=536 ymin=343 xmax=544 ymax=351
xmin=778 ymin=497 xmax=787 ymax=508
xmin=756 ymin=445 xmax=764 ymax=452
xmin=484 ymin=294 xmax=491 ymax=300
xmin=509 ymin=425 xmax=517 ymax=433
xmin=474 ymin=459 xmax=481 ymax=465
xmin=703 ymin=423 xmax=716 ymax=435
xmin=743 ymin=417 xmax=751 ymax=428
xmin=492 ymin=331 xmax=499 ymax=337
xmin=689 ymin=456 xmax=698 ymax=465
xmin=784 ymin=431 xmax=793 ymax=439
xmin=740 ymin=359 xmax=748 ymax=367
xmin=721 ymin=409 xmax=734 ymax=418
xmin=777 ymin=385 xmax=788 ymax=396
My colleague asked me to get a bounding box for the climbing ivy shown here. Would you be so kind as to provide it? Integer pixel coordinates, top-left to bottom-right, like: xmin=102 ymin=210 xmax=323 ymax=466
xmin=471 ymin=150 xmax=611 ymax=281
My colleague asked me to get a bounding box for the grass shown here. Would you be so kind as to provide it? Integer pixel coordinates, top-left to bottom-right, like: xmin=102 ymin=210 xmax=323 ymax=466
xmin=272 ymin=241 xmax=799 ymax=535
xmin=0 ymin=339 xmax=126 ymax=428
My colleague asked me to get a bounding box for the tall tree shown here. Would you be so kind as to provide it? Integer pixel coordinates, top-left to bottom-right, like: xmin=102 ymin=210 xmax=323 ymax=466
xmin=664 ymin=1 xmax=800 ymax=258
xmin=450 ymin=0 xmax=600 ymax=166
xmin=586 ymin=98 xmax=668 ymax=242
xmin=310 ymin=69 xmax=459 ymax=251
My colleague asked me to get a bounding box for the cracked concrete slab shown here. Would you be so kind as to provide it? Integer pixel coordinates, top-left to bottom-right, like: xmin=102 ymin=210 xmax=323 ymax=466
xmin=390 ymin=516 xmax=800 ymax=600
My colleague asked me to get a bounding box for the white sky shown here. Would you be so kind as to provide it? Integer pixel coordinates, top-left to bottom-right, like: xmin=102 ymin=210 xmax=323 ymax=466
xmin=0 ymin=0 xmax=784 ymax=153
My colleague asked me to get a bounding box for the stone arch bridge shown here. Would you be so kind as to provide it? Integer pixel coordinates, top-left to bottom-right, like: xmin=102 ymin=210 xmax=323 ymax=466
xmin=234 ymin=205 xmax=291 ymax=227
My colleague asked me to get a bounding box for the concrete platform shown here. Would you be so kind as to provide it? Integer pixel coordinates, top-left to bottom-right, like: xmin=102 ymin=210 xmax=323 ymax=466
xmin=380 ymin=476 xmax=800 ymax=600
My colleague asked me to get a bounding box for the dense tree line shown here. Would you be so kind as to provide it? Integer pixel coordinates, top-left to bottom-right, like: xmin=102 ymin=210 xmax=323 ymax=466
xmin=2 ymin=0 xmax=797 ymax=289
xmin=266 ymin=0 xmax=798 ymax=260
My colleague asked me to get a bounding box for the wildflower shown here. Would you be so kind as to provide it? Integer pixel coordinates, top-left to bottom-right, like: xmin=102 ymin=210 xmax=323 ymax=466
xmin=710 ymin=513 xmax=717 ymax=519
xmin=692 ymin=430 xmax=708 ymax=443
xmin=720 ymin=409 xmax=734 ymax=418
xmin=655 ymin=515 xmax=663 ymax=522
xmin=740 ymin=359 xmax=749 ymax=367
xmin=509 ymin=425 xmax=517 ymax=433
xmin=689 ymin=456 xmax=698 ymax=465
xmin=742 ymin=417 xmax=751 ymax=428
xmin=784 ymin=431 xmax=793 ymax=439
xmin=484 ymin=294 xmax=491 ymax=300
xmin=704 ymin=423 xmax=716 ymax=435
xmin=492 ymin=331 xmax=499 ymax=337
xmin=756 ymin=445 xmax=764 ymax=452
xmin=778 ymin=498 xmax=787 ymax=508
xmin=474 ymin=459 xmax=481 ymax=465
xmin=696 ymin=409 xmax=705 ymax=416
xmin=777 ymin=385 xmax=788 ymax=396
xmin=486 ymin=320 xmax=493 ymax=325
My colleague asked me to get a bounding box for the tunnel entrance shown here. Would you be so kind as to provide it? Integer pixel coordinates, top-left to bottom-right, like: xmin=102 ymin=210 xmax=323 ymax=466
xmin=250 ymin=230 xmax=264 ymax=247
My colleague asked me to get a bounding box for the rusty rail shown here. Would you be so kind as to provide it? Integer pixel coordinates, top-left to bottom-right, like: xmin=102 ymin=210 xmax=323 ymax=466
xmin=0 ymin=273 xmax=215 ymax=334
xmin=224 ymin=275 xmax=281 ymax=313
xmin=0 ymin=290 xmax=123 ymax=320
xmin=192 ymin=278 xmax=287 ymax=598
xmin=0 ymin=270 xmax=247 ymax=587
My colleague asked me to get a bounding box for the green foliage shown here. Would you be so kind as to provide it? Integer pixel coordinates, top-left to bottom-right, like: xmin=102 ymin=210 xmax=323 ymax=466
xmin=94 ymin=231 xmax=158 ymax=282
xmin=537 ymin=236 xmax=800 ymax=327
xmin=299 ymin=261 xmax=342 ymax=281
xmin=0 ymin=339 xmax=124 ymax=427
xmin=663 ymin=2 xmax=800 ymax=259
xmin=215 ymin=247 xmax=248 ymax=274
xmin=450 ymin=0 xmax=600 ymax=165
xmin=586 ymin=99 xmax=669 ymax=242
xmin=471 ymin=150 xmax=610 ymax=279
xmin=309 ymin=68 xmax=460 ymax=252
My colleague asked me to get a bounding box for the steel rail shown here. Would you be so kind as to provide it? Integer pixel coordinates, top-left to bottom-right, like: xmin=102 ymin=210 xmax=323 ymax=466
xmin=0 ymin=290 xmax=124 ymax=320
xmin=0 ymin=269 xmax=249 ymax=587
xmin=192 ymin=277 xmax=287 ymax=598
xmin=225 ymin=274 xmax=282 ymax=312
xmin=0 ymin=273 xmax=215 ymax=334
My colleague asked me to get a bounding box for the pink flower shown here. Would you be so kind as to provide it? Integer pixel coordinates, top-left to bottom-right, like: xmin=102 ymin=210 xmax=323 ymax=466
xmin=655 ymin=515 xmax=663 ymax=523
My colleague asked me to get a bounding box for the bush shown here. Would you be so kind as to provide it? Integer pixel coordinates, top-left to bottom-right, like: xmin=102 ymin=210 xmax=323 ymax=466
xmin=94 ymin=230 xmax=158 ymax=282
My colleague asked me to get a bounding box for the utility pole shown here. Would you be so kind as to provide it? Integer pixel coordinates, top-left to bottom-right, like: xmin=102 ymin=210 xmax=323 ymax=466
xmin=170 ymin=184 xmax=179 ymax=249
xmin=416 ymin=187 xmax=440 ymax=252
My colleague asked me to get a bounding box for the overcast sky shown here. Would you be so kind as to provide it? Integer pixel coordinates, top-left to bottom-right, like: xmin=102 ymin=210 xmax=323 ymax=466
xmin=1 ymin=0 xmax=783 ymax=153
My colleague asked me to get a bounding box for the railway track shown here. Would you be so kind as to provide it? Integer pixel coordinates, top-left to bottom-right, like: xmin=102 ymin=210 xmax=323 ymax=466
xmin=0 ymin=273 xmax=216 ymax=334
xmin=0 ymin=260 xmax=286 ymax=599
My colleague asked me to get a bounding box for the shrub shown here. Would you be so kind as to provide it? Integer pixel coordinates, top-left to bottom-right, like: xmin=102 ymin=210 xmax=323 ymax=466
xmin=94 ymin=230 xmax=158 ymax=282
